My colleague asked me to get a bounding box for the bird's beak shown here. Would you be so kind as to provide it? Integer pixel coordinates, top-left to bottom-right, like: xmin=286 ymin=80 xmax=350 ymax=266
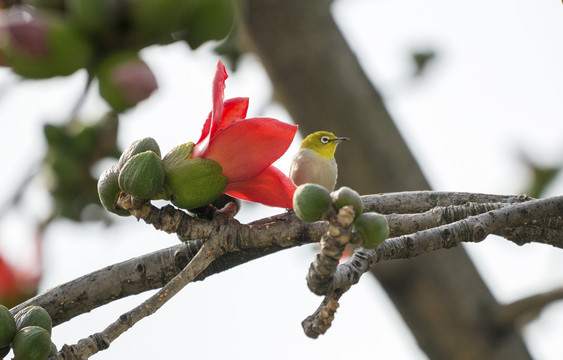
xmin=331 ymin=137 xmax=350 ymax=143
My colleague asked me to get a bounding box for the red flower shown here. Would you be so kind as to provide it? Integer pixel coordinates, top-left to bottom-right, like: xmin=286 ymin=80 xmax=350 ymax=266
xmin=0 ymin=253 xmax=39 ymax=307
xmin=191 ymin=61 xmax=298 ymax=208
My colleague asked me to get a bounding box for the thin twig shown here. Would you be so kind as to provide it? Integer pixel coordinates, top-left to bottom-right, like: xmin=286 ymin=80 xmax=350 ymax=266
xmin=67 ymin=71 xmax=94 ymax=125
xmin=494 ymin=286 xmax=563 ymax=329
xmin=51 ymin=225 xmax=227 ymax=359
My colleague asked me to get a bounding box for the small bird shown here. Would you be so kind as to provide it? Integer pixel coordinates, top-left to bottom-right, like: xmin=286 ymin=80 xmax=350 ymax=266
xmin=290 ymin=131 xmax=349 ymax=191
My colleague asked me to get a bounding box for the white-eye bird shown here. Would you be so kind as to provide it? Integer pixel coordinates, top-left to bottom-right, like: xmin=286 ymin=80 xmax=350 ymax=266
xmin=290 ymin=131 xmax=349 ymax=191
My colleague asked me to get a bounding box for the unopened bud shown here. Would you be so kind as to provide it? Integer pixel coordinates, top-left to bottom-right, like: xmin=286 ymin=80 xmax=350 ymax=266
xmin=4 ymin=8 xmax=49 ymax=58
xmin=0 ymin=7 xmax=92 ymax=78
xmin=162 ymin=143 xmax=228 ymax=210
xmin=97 ymin=53 xmax=158 ymax=112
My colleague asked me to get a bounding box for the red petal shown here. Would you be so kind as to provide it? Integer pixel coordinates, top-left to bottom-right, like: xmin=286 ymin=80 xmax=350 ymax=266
xmin=225 ymin=166 xmax=296 ymax=208
xmin=196 ymin=112 xmax=213 ymax=145
xmin=197 ymin=98 xmax=248 ymax=146
xmin=204 ymin=118 xmax=298 ymax=182
xmin=195 ymin=98 xmax=248 ymax=153
xmin=220 ymin=97 xmax=249 ymax=130
xmin=0 ymin=256 xmax=18 ymax=294
xmin=210 ymin=61 xmax=228 ymax=136
xmin=194 ymin=61 xmax=229 ymax=157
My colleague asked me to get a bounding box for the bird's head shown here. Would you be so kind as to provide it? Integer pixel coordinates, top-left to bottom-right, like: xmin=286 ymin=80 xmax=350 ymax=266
xmin=300 ymin=131 xmax=349 ymax=158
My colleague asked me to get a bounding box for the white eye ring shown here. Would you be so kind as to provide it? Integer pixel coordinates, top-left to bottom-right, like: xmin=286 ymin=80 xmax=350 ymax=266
xmin=321 ymin=136 xmax=330 ymax=144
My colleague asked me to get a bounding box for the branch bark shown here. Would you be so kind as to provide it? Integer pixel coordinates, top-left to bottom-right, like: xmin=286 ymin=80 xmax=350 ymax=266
xmin=11 ymin=192 xmax=562 ymax=345
xmin=302 ymin=196 xmax=563 ymax=338
xmin=51 ymin=220 xmax=228 ymax=359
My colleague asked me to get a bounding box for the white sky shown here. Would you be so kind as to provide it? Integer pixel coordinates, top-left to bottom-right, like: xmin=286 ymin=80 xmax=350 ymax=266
xmin=1 ymin=0 xmax=563 ymax=359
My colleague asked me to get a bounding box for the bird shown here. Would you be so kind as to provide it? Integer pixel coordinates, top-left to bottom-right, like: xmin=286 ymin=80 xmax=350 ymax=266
xmin=289 ymin=131 xmax=349 ymax=191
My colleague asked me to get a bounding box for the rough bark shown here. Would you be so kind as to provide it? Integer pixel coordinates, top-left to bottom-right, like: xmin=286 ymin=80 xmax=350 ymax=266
xmin=238 ymin=0 xmax=532 ymax=358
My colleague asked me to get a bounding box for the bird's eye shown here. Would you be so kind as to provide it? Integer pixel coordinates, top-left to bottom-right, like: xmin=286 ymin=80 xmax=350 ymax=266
xmin=320 ymin=136 xmax=330 ymax=144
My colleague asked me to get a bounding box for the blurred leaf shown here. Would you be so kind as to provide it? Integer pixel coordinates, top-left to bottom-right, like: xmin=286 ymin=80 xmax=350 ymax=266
xmin=43 ymin=113 xmax=120 ymax=221
xmin=412 ymin=50 xmax=435 ymax=77
xmin=520 ymin=152 xmax=561 ymax=198
xmin=214 ymin=19 xmax=243 ymax=71
xmin=525 ymin=165 xmax=560 ymax=198
xmin=181 ymin=0 xmax=235 ymax=49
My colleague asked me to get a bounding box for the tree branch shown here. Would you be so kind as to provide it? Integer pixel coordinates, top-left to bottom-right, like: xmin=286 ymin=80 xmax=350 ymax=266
xmin=301 ymin=195 xmax=563 ymax=338
xmin=306 ymin=206 xmax=355 ymax=296
xmin=493 ymin=286 xmax=563 ymax=329
xmin=11 ymin=192 xmax=561 ymax=352
xmin=52 ymin=216 xmax=228 ymax=359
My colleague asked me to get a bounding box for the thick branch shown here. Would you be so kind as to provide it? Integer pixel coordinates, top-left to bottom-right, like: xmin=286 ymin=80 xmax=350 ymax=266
xmin=363 ymin=191 xmax=532 ymax=214
xmin=302 ymin=196 xmax=563 ymax=337
xmin=12 ymin=192 xmax=560 ymax=330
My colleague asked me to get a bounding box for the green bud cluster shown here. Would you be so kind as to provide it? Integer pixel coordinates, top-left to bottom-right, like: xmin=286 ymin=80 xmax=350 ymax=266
xmin=0 ymin=304 xmax=57 ymax=360
xmin=98 ymin=137 xmax=164 ymax=216
xmin=98 ymin=137 xmax=229 ymax=216
xmin=0 ymin=0 xmax=235 ymax=111
xmin=293 ymin=184 xmax=390 ymax=249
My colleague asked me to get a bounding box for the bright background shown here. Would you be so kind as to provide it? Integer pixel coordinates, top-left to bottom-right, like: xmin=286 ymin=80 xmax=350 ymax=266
xmin=1 ymin=0 xmax=563 ymax=358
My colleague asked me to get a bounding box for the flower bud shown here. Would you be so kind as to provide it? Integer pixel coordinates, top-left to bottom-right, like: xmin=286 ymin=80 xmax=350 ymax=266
xmin=331 ymin=186 xmax=363 ymax=220
xmin=163 ymin=143 xmax=228 ymax=210
xmin=97 ymin=164 xmax=130 ymax=216
xmin=0 ymin=7 xmax=92 ymax=78
xmin=12 ymin=326 xmax=51 ymax=360
xmin=118 ymin=137 xmax=161 ymax=170
xmin=97 ymin=52 xmax=158 ymax=112
xmin=0 ymin=305 xmax=16 ymax=348
xmin=3 ymin=9 xmax=49 ymax=58
xmin=118 ymin=151 xmax=165 ymax=200
xmin=293 ymin=183 xmax=332 ymax=223
xmin=353 ymin=213 xmax=389 ymax=249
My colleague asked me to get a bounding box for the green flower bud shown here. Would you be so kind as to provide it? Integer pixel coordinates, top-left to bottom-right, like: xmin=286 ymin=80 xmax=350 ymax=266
xmin=118 ymin=150 xmax=165 ymax=200
xmin=97 ymin=52 xmax=158 ymax=113
xmin=331 ymin=186 xmax=363 ymax=220
xmin=1 ymin=8 xmax=93 ymax=79
xmin=97 ymin=164 xmax=130 ymax=216
xmin=118 ymin=137 xmax=161 ymax=170
xmin=12 ymin=326 xmax=52 ymax=360
xmin=353 ymin=213 xmax=389 ymax=249
xmin=48 ymin=341 xmax=57 ymax=357
xmin=163 ymin=143 xmax=228 ymax=210
xmin=293 ymin=183 xmax=332 ymax=223
xmin=0 ymin=305 xmax=16 ymax=347
xmin=14 ymin=305 xmax=52 ymax=335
